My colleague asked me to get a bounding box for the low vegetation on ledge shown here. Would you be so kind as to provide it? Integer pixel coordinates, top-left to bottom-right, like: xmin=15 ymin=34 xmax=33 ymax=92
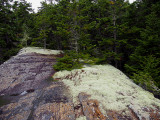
xmin=53 ymin=64 xmax=160 ymax=118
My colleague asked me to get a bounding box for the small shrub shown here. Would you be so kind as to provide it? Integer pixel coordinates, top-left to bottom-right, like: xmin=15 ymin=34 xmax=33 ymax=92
xmin=53 ymin=51 xmax=83 ymax=71
xmin=53 ymin=51 xmax=103 ymax=71
xmin=126 ymin=55 xmax=160 ymax=89
xmin=131 ymin=71 xmax=160 ymax=95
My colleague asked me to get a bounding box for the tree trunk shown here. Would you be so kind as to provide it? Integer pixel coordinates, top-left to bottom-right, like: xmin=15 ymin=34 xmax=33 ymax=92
xmin=113 ymin=7 xmax=118 ymax=68
xmin=44 ymin=38 xmax=46 ymax=49
xmin=70 ymin=2 xmax=79 ymax=52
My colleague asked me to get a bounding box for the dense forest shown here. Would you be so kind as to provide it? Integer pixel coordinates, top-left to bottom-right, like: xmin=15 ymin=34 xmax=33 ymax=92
xmin=0 ymin=0 xmax=160 ymax=97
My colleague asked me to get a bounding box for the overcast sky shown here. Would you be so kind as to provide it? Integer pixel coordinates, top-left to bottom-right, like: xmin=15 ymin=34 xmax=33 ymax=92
xmin=24 ymin=0 xmax=136 ymax=12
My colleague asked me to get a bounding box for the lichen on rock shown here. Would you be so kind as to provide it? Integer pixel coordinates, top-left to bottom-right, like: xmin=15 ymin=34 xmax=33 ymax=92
xmin=0 ymin=47 xmax=159 ymax=119
xmin=18 ymin=47 xmax=62 ymax=55
xmin=53 ymin=64 xmax=160 ymax=119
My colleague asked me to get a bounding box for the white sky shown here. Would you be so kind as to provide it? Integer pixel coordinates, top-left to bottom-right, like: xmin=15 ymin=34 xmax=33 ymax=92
xmin=23 ymin=0 xmax=136 ymax=13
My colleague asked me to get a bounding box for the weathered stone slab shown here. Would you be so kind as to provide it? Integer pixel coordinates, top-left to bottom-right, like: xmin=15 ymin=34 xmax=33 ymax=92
xmin=0 ymin=92 xmax=36 ymax=120
xmin=0 ymin=48 xmax=159 ymax=120
xmin=0 ymin=81 xmax=73 ymax=120
xmin=79 ymin=92 xmax=106 ymax=120
xmin=0 ymin=50 xmax=75 ymax=120
xmin=34 ymin=103 xmax=75 ymax=120
xmin=0 ymin=53 xmax=57 ymax=96
xmin=78 ymin=92 xmax=160 ymax=120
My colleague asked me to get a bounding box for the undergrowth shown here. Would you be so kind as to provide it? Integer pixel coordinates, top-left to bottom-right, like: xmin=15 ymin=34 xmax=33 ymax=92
xmin=53 ymin=51 xmax=98 ymax=71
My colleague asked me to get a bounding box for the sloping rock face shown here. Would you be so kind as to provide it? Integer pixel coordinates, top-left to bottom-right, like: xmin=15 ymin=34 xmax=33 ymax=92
xmin=0 ymin=47 xmax=160 ymax=120
xmin=0 ymin=53 xmax=57 ymax=96
xmin=53 ymin=65 xmax=160 ymax=120
xmin=0 ymin=48 xmax=74 ymax=120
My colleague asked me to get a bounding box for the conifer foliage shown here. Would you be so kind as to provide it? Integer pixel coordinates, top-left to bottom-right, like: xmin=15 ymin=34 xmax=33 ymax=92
xmin=0 ymin=0 xmax=160 ymax=96
xmin=0 ymin=0 xmax=32 ymax=63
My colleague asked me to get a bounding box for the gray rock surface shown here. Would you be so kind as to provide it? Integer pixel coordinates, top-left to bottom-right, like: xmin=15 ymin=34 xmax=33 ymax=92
xmin=0 ymin=52 xmax=74 ymax=120
xmin=0 ymin=49 xmax=159 ymax=120
xmin=0 ymin=53 xmax=56 ymax=96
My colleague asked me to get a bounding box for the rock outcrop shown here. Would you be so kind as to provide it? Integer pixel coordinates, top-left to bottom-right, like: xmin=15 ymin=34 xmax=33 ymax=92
xmin=0 ymin=47 xmax=73 ymax=120
xmin=0 ymin=47 xmax=160 ymax=120
xmin=53 ymin=65 xmax=160 ymax=120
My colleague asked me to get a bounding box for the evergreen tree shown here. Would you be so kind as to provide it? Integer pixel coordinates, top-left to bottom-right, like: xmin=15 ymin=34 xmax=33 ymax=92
xmin=1 ymin=0 xmax=160 ymax=95
xmin=0 ymin=0 xmax=32 ymax=64
xmin=125 ymin=0 xmax=160 ymax=92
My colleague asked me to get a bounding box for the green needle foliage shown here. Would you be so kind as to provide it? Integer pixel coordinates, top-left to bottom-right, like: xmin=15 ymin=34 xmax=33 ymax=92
xmin=0 ymin=0 xmax=160 ymax=96
xmin=53 ymin=51 xmax=83 ymax=71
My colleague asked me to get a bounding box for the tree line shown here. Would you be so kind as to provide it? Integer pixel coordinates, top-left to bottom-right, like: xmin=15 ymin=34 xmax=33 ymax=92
xmin=0 ymin=0 xmax=160 ymax=97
